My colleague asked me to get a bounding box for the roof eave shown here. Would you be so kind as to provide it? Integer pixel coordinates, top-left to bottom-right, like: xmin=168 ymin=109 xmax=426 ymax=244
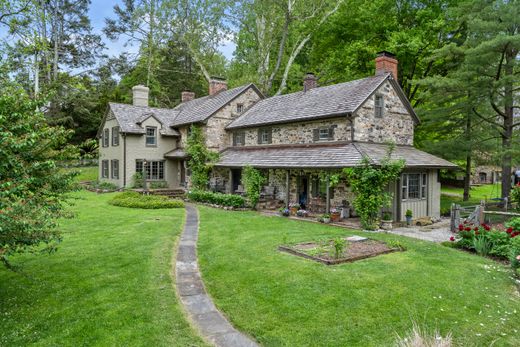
xmin=226 ymin=112 xmax=352 ymax=130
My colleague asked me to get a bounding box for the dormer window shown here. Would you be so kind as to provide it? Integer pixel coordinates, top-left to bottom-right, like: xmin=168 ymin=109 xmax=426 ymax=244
xmin=146 ymin=126 xmax=157 ymax=146
xmin=237 ymin=103 xmax=244 ymax=113
xmin=375 ymin=94 xmax=384 ymax=117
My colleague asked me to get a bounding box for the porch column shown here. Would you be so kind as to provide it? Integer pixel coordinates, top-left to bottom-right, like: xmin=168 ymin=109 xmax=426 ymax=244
xmin=326 ymin=174 xmax=330 ymax=214
xmin=285 ymin=170 xmax=290 ymax=208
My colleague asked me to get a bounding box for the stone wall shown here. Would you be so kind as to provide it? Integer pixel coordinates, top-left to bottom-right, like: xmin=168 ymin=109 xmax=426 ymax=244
xmin=353 ymin=80 xmax=414 ymax=145
xmin=233 ymin=117 xmax=352 ymax=146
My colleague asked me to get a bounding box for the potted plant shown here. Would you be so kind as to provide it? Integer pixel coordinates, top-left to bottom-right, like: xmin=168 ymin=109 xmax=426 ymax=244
xmin=330 ymin=208 xmax=341 ymax=222
xmin=296 ymin=209 xmax=309 ymax=217
xmin=381 ymin=211 xmax=393 ymax=230
xmin=405 ymin=209 xmax=413 ymax=226
xmin=279 ymin=207 xmax=290 ymax=217
xmin=322 ymin=213 xmax=331 ymax=224
xmin=289 ymin=202 xmax=300 ymax=216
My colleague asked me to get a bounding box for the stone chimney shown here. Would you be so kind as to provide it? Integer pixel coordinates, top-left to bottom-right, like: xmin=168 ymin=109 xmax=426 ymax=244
xmin=375 ymin=51 xmax=398 ymax=81
xmin=303 ymin=73 xmax=317 ymax=92
xmin=209 ymin=77 xmax=228 ymax=96
xmin=132 ymin=85 xmax=149 ymax=107
xmin=181 ymin=91 xmax=195 ymax=103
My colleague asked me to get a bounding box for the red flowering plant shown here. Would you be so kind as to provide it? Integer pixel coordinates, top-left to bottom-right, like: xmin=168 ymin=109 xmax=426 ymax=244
xmin=450 ymin=219 xmax=518 ymax=258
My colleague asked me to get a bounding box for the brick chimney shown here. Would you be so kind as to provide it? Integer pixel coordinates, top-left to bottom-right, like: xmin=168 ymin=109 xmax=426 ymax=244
xmin=375 ymin=51 xmax=398 ymax=81
xmin=209 ymin=77 xmax=227 ymax=96
xmin=132 ymin=85 xmax=149 ymax=107
xmin=181 ymin=91 xmax=195 ymax=103
xmin=303 ymin=73 xmax=317 ymax=92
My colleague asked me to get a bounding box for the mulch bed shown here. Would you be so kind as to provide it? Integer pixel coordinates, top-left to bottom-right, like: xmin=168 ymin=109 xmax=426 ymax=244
xmin=279 ymin=237 xmax=401 ymax=265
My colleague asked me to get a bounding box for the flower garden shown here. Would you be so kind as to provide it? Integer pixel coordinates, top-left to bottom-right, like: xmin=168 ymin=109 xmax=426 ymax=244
xmin=448 ymin=218 xmax=520 ymax=277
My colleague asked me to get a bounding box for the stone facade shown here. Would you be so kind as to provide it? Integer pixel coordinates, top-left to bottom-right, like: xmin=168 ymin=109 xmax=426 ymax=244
xmin=353 ymin=80 xmax=414 ymax=145
xmin=232 ymin=117 xmax=352 ymax=146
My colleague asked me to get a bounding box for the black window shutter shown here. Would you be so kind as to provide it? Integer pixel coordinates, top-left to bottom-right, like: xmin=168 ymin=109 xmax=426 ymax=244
xmin=313 ymin=129 xmax=319 ymax=142
xmin=328 ymin=127 xmax=334 ymax=140
xmin=311 ymin=178 xmax=318 ymax=197
xmin=257 ymin=129 xmax=262 ymax=144
xmin=330 ymin=186 xmax=335 ymax=200
xmin=267 ymin=127 xmax=272 ymax=144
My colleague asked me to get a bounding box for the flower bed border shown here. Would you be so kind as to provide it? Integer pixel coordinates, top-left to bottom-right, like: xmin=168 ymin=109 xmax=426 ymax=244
xmin=278 ymin=241 xmax=401 ymax=265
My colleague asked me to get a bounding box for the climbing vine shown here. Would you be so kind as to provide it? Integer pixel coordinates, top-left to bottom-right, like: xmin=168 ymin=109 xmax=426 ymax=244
xmin=242 ymin=165 xmax=266 ymax=209
xmin=185 ymin=125 xmax=219 ymax=190
xmin=344 ymin=145 xmax=405 ymax=230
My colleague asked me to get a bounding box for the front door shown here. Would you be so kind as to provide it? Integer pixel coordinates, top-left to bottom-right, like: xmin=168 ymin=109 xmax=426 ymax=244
xmin=231 ymin=169 xmax=242 ymax=193
xmin=298 ymin=176 xmax=309 ymax=209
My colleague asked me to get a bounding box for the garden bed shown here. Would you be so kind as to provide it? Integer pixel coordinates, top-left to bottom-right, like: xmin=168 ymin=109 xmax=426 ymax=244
xmin=279 ymin=236 xmax=402 ymax=265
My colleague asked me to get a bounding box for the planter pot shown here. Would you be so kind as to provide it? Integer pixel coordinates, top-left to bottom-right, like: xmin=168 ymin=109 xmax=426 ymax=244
xmin=290 ymin=207 xmax=298 ymax=216
xmin=406 ymin=216 xmax=412 ymax=226
xmin=323 ymin=218 xmax=331 ymax=224
xmin=381 ymin=220 xmax=393 ymax=230
xmin=330 ymin=212 xmax=341 ymax=222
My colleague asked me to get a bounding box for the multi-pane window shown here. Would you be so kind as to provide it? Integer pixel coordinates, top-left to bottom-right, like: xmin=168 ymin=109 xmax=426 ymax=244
xmin=112 ymin=126 xmax=120 ymax=146
xmin=319 ymin=128 xmax=330 ymax=141
xmin=103 ymin=128 xmax=109 ymax=147
xmin=145 ymin=126 xmax=157 ymax=146
xmin=375 ymin=94 xmax=384 ymax=118
xmin=236 ymin=103 xmax=244 ymax=113
xmin=135 ymin=160 xmax=164 ymax=180
xmin=402 ymin=173 xmax=427 ymax=200
xmin=257 ymin=128 xmax=272 ymax=144
xmin=233 ymin=131 xmax=245 ymax=146
xmin=314 ymin=126 xmax=334 ymax=142
xmin=101 ymin=160 xmax=109 ymax=178
xmin=111 ymin=160 xmax=119 ymax=179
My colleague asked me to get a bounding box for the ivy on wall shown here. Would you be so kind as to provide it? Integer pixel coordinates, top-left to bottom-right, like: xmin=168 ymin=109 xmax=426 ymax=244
xmin=186 ymin=125 xmax=219 ymax=190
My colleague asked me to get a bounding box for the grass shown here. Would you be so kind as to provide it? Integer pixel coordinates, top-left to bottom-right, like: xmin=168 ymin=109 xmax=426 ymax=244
xmin=61 ymin=165 xmax=98 ymax=182
xmin=197 ymin=207 xmax=520 ymax=346
xmin=0 ymin=191 xmax=206 ymax=347
xmin=440 ymin=184 xmax=502 ymax=215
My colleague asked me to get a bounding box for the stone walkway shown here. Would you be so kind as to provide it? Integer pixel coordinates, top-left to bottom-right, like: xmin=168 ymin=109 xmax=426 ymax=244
xmin=175 ymin=204 xmax=259 ymax=347
xmin=388 ymin=218 xmax=453 ymax=243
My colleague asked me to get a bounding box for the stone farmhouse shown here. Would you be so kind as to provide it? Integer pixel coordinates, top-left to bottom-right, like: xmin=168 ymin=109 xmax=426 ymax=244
xmin=98 ymin=51 xmax=457 ymax=221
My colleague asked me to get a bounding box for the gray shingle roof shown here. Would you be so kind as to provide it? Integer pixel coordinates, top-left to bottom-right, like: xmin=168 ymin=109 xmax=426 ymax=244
xmin=108 ymin=102 xmax=180 ymax=136
xmin=170 ymin=84 xmax=258 ymax=126
xmin=227 ymin=74 xmax=399 ymax=129
xmin=215 ymin=142 xmax=458 ymax=169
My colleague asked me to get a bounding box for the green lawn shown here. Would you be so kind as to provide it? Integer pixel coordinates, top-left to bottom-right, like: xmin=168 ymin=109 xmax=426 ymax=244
xmin=197 ymin=207 xmax=520 ymax=346
xmin=62 ymin=165 xmax=98 ymax=182
xmin=440 ymin=184 xmax=503 ymax=215
xmin=0 ymin=191 xmax=206 ymax=347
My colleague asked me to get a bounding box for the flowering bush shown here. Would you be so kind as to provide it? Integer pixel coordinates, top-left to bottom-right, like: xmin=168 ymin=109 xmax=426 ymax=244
xmin=451 ymin=221 xmax=520 ymax=260
xmin=279 ymin=207 xmax=290 ymax=217
xmin=330 ymin=208 xmax=339 ymax=214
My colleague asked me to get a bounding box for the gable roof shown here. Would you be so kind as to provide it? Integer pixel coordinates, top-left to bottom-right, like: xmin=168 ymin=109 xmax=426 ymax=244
xmin=103 ymin=103 xmax=180 ymax=136
xmin=170 ymin=83 xmax=263 ymax=127
xmin=216 ymin=142 xmax=457 ymax=169
xmin=226 ymin=73 xmax=419 ymax=129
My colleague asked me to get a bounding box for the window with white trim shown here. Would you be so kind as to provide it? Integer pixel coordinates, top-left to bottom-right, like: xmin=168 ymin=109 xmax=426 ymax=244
xmin=319 ymin=128 xmax=330 ymax=141
xmin=375 ymin=94 xmax=384 ymax=118
xmin=111 ymin=160 xmax=119 ymax=179
xmin=145 ymin=126 xmax=157 ymax=146
xmin=112 ymin=126 xmax=120 ymax=146
xmin=402 ymin=173 xmax=427 ymax=200
xmin=136 ymin=160 xmax=165 ymax=180
xmin=101 ymin=160 xmax=109 ymax=178
xmin=103 ymin=128 xmax=109 ymax=147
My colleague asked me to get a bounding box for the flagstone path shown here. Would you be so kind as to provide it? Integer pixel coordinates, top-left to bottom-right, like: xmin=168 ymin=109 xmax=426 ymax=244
xmin=175 ymin=204 xmax=259 ymax=347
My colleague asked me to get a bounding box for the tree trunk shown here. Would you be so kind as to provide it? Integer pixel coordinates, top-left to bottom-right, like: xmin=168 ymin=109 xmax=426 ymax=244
xmin=463 ymin=110 xmax=471 ymax=201
xmin=500 ymin=50 xmax=516 ymax=199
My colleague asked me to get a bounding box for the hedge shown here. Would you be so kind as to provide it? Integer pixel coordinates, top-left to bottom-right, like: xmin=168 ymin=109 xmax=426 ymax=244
xmin=187 ymin=190 xmax=245 ymax=208
xmin=108 ymin=191 xmax=184 ymax=209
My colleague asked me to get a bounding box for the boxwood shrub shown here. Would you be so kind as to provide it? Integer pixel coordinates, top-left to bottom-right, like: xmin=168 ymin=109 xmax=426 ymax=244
xmin=108 ymin=191 xmax=184 ymax=209
xmin=187 ymin=190 xmax=245 ymax=208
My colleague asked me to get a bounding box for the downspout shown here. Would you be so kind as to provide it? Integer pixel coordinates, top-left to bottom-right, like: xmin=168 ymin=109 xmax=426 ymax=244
xmin=348 ymin=113 xmax=355 ymax=142
xmin=123 ymin=133 xmax=127 ymax=187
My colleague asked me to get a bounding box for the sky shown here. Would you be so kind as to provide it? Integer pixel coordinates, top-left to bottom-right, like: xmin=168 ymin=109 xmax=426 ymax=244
xmin=89 ymin=0 xmax=236 ymax=60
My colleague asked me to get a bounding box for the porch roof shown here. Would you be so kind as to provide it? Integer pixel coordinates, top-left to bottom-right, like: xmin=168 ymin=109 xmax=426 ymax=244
xmin=215 ymin=142 xmax=458 ymax=169
xmin=164 ymin=148 xmax=187 ymax=159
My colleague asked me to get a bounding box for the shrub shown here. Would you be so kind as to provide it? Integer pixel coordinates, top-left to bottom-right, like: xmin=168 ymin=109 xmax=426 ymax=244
xmin=150 ymin=181 xmax=168 ymax=189
xmin=387 ymin=240 xmax=407 ymax=251
xmin=187 ymin=190 xmax=245 ymax=208
xmin=511 ymin=184 xmax=520 ymax=210
xmin=91 ymin=181 xmax=118 ymax=190
xmin=242 ymin=165 xmax=266 ymax=209
xmin=510 ymin=237 xmax=520 ymax=269
xmin=132 ymin=172 xmax=144 ymax=188
xmin=108 ymin=191 xmax=184 ymax=209
xmin=472 ymin=235 xmax=492 ymax=256
xmin=332 ymin=237 xmax=347 ymax=259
